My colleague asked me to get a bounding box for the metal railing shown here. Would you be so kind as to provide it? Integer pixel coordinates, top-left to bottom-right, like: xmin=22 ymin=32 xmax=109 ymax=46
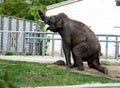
xmin=24 ymin=32 xmax=63 ymax=57
xmin=24 ymin=32 xmax=120 ymax=59
xmin=0 ymin=31 xmax=120 ymax=59
xmin=97 ymin=34 xmax=120 ymax=59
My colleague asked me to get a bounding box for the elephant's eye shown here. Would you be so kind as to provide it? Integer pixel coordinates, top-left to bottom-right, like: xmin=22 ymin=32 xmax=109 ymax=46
xmin=49 ymin=16 xmax=56 ymax=24
xmin=48 ymin=19 xmax=51 ymax=25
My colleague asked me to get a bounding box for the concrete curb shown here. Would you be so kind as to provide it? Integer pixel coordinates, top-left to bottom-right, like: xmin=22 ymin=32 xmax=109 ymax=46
xmin=0 ymin=55 xmax=65 ymax=63
xmin=0 ymin=55 xmax=120 ymax=63
xmin=22 ymin=83 xmax=120 ymax=88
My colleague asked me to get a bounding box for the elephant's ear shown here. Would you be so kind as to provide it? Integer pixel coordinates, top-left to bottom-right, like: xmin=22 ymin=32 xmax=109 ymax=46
xmin=56 ymin=16 xmax=63 ymax=28
xmin=56 ymin=13 xmax=68 ymax=28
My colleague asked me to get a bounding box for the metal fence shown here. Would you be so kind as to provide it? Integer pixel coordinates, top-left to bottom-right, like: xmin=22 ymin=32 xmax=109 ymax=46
xmin=0 ymin=31 xmax=120 ymax=60
xmin=24 ymin=32 xmax=63 ymax=57
xmin=0 ymin=15 xmax=40 ymax=54
xmin=97 ymin=34 xmax=120 ymax=59
xmin=24 ymin=32 xmax=120 ymax=60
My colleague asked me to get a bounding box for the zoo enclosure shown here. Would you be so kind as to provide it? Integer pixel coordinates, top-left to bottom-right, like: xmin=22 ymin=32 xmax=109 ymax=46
xmin=1 ymin=31 xmax=120 ymax=59
xmin=24 ymin=32 xmax=120 ymax=60
xmin=0 ymin=15 xmax=120 ymax=59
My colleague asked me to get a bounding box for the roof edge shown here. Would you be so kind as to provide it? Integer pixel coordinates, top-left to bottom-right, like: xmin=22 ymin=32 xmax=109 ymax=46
xmin=47 ymin=0 xmax=81 ymax=10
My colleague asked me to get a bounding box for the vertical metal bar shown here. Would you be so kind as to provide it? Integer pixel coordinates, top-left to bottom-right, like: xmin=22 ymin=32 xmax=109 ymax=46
xmin=60 ymin=39 xmax=62 ymax=57
xmin=8 ymin=17 xmax=11 ymax=31
xmin=1 ymin=32 xmax=3 ymax=53
xmin=37 ymin=32 xmax=40 ymax=55
xmin=30 ymin=21 xmax=32 ymax=31
xmin=23 ymin=20 xmax=26 ymax=53
xmin=16 ymin=19 xmax=19 ymax=52
xmin=1 ymin=16 xmax=3 ymax=53
xmin=115 ymin=36 xmax=118 ymax=59
xmin=7 ymin=32 xmax=10 ymax=51
xmin=105 ymin=35 xmax=108 ymax=59
xmin=60 ymin=39 xmax=64 ymax=57
xmin=32 ymin=33 xmax=36 ymax=55
xmin=30 ymin=32 xmax=32 ymax=53
xmin=23 ymin=32 xmax=26 ymax=55
xmin=96 ymin=35 xmax=99 ymax=40
xmin=118 ymin=42 xmax=119 ymax=59
xmin=52 ymin=33 xmax=54 ymax=57
xmin=42 ymin=33 xmax=45 ymax=57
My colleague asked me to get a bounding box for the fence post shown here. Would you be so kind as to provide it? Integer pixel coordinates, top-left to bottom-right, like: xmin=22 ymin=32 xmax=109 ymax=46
xmin=32 ymin=33 xmax=36 ymax=55
xmin=60 ymin=40 xmax=64 ymax=57
xmin=52 ymin=33 xmax=55 ymax=57
xmin=115 ymin=36 xmax=119 ymax=59
xmin=23 ymin=32 xmax=26 ymax=55
xmin=105 ymin=35 xmax=108 ymax=59
xmin=42 ymin=33 xmax=46 ymax=57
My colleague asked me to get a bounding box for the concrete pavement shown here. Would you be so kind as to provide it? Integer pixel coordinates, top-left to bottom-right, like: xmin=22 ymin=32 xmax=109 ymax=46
xmin=22 ymin=83 xmax=120 ymax=88
xmin=0 ymin=55 xmax=120 ymax=63
xmin=0 ymin=55 xmax=65 ymax=63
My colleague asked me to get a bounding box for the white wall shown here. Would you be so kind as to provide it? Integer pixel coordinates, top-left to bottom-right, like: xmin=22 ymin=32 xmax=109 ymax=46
xmin=46 ymin=0 xmax=120 ymax=34
xmin=46 ymin=0 xmax=120 ymax=57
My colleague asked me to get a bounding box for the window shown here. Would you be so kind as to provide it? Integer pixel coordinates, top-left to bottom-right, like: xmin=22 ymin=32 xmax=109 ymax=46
xmin=116 ymin=0 xmax=120 ymax=6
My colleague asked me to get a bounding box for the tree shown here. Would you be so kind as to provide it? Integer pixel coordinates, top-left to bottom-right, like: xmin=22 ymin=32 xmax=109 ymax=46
xmin=0 ymin=0 xmax=66 ymax=20
xmin=0 ymin=0 xmax=28 ymax=17
xmin=25 ymin=0 xmax=67 ymax=20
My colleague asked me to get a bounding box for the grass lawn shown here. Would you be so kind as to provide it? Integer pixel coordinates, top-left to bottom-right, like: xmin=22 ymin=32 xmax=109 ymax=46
xmin=0 ymin=59 xmax=120 ymax=87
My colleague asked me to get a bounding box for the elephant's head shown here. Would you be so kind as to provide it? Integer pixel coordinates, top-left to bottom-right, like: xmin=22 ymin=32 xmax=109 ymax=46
xmin=38 ymin=10 xmax=67 ymax=32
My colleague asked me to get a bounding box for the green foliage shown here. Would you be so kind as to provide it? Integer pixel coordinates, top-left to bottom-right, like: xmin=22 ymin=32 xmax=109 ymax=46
xmin=29 ymin=0 xmax=67 ymax=6
xmin=26 ymin=52 xmax=32 ymax=56
xmin=0 ymin=0 xmax=46 ymax=21
xmin=0 ymin=0 xmax=29 ymax=17
xmin=5 ymin=52 xmax=23 ymax=56
xmin=5 ymin=52 xmax=14 ymax=56
xmin=0 ymin=0 xmax=67 ymax=21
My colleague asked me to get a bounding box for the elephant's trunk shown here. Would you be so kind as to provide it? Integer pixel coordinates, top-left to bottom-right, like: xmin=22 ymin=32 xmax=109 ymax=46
xmin=38 ymin=10 xmax=48 ymax=24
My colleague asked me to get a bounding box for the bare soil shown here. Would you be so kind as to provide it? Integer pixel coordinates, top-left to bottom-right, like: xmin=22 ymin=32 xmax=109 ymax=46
xmin=55 ymin=60 xmax=120 ymax=80
xmin=72 ymin=61 xmax=120 ymax=80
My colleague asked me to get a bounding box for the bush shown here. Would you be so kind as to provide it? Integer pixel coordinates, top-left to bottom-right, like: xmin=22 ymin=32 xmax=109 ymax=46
xmin=5 ymin=52 xmax=23 ymax=56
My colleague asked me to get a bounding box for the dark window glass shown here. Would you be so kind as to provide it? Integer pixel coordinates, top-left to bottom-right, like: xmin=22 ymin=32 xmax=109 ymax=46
xmin=116 ymin=0 xmax=120 ymax=6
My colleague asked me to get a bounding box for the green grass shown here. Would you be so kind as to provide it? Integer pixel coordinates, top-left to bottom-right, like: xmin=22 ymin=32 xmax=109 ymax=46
xmin=5 ymin=52 xmax=32 ymax=56
xmin=0 ymin=59 xmax=120 ymax=87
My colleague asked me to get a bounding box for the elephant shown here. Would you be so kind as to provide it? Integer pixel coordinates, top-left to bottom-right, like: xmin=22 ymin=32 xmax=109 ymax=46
xmin=38 ymin=10 xmax=108 ymax=74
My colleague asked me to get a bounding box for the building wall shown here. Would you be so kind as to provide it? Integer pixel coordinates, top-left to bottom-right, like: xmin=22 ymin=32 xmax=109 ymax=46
xmin=46 ymin=0 xmax=120 ymax=57
xmin=46 ymin=0 xmax=120 ymax=34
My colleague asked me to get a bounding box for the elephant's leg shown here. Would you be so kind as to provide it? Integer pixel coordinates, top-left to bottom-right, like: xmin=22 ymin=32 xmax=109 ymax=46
xmin=75 ymin=56 xmax=84 ymax=71
xmin=88 ymin=58 xmax=108 ymax=74
xmin=63 ymin=42 xmax=72 ymax=68
xmin=72 ymin=52 xmax=77 ymax=67
xmin=87 ymin=53 xmax=98 ymax=68
xmin=72 ymin=43 xmax=89 ymax=71
xmin=87 ymin=61 xmax=94 ymax=68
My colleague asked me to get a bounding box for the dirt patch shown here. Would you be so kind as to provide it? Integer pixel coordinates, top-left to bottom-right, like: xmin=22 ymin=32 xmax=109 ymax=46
xmin=55 ymin=60 xmax=120 ymax=80
xmin=73 ymin=61 xmax=120 ymax=80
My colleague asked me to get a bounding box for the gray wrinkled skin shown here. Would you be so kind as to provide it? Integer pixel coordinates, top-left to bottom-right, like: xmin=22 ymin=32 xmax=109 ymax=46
xmin=38 ymin=10 xmax=108 ymax=74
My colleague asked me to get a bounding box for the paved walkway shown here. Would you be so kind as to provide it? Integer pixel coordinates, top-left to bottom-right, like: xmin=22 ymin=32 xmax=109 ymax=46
xmin=22 ymin=83 xmax=120 ymax=88
xmin=0 ymin=55 xmax=119 ymax=63
xmin=0 ymin=55 xmax=120 ymax=88
xmin=0 ymin=55 xmax=65 ymax=63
